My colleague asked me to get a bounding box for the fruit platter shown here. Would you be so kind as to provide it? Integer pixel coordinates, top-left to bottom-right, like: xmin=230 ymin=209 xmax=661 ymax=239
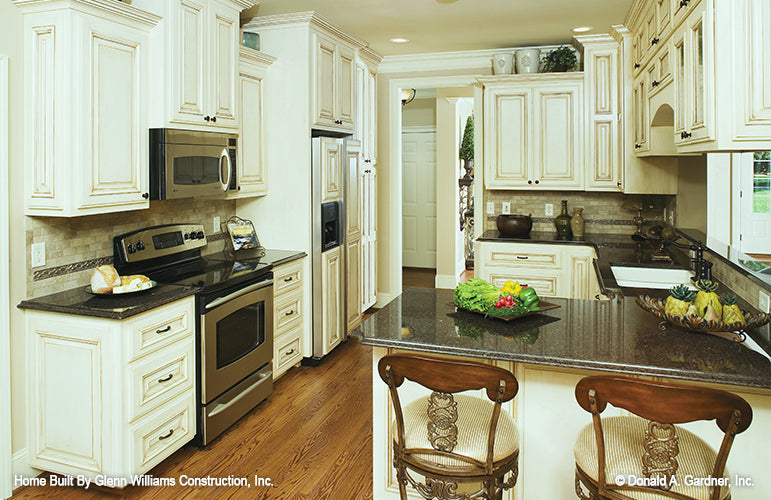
xmin=636 ymin=280 xmax=771 ymax=342
xmin=453 ymin=278 xmax=559 ymax=321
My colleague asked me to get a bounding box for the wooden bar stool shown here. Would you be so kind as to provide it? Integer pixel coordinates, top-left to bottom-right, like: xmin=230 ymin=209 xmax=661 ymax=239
xmin=573 ymin=375 xmax=753 ymax=500
xmin=378 ymin=354 xmax=520 ymax=500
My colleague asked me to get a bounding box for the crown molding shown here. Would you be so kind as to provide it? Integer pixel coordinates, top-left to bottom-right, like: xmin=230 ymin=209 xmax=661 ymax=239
xmin=609 ymin=24 xmax=632 ymax=43
xmin=477 ymin=72 xmax=584 ymax=87
xmin=13 ymin=0 xmax=161 ymax=26
xmin=378 ymin=44 xmax=566 ymax=75
xmin=574 ymin=33 xmax=618 ymax=46
xmin=239 ymin=46 xmax=277 ymax=66
xmin=624 ymin=0 xmax=647 ymax=30
xmin=242 ymin=11 xmax=367 ymax=49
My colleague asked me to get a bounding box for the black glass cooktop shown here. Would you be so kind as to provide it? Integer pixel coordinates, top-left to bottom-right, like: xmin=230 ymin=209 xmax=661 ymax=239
xmin=146 ymin=256 xmax=271 ymax=293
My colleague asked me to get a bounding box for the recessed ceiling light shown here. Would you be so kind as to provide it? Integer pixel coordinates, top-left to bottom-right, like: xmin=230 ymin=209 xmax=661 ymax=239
xmin=572 ymin=26 xmax=594 ymax=33
xmin=389 ymin=37 xmax=410 ymax=43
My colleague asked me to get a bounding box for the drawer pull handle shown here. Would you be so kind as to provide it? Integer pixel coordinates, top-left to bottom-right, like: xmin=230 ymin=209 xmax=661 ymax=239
xmin=284 ymin=349 xmax=295 ymax=356
xmin=158 ymin=374 xmax=174 ymax=383
xmin=285 ymin=310 xmax=294 ymax=316
xmin=283 ymin=277 xmax=293 ymax=282
xmin=158 ymin=429 xmax=174 ymax=440
xmin=516 ymin=256 xmax=528 ymax=260
xmin=156 ymin=325 xmax=172 ymax=334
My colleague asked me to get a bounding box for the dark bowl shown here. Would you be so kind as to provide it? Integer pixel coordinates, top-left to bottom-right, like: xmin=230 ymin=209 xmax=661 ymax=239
xmin=496 ymin=214 xmax=532 ymax=237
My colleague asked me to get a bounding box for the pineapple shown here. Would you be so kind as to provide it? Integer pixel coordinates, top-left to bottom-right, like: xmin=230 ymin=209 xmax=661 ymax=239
xmin=721 ymin=294 xmax=746 ymax=325
xmin=664 ymin=285 xmax=696 ymax=317
xmin=693 ymin=280 xmax=722 ymax=319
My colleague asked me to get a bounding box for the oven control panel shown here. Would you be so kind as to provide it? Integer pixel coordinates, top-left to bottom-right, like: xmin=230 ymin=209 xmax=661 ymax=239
xmin=114 ymin=224 xmax=207 ymax=264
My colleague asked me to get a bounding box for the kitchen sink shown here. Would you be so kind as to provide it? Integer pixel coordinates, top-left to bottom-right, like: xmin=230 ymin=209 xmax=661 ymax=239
xmin=610 ymin=265 xmax=695 ymax=289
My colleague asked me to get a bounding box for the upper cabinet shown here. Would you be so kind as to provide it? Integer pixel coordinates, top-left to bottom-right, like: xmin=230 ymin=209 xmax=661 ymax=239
xmin=312 ymin=32 xmax=356 ymax=133
xmin=480 ymin=74 xmax=585 ymax=191
xmin=355 ymin=49 xmax=379 ymax=166
xmin=627 ymin=0 xmax=771 ymax=152
xmin=15 ymin=0 xmax=160 ymax=216
xmin=133 ymin=0 xmax=256 ymax=131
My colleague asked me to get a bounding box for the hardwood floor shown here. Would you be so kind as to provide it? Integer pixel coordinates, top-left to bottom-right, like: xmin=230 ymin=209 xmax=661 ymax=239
xmin=402 ymin=266 xmax=435 ymax=290
xmin=12 ymin=339 xmax=374 ymax=500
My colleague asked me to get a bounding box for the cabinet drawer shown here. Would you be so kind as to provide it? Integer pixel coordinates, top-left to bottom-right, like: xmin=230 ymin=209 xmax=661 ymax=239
xmin=128 ymin=337 xmax=195 ymax=421
xmin=274 ymin=259 xmax=304 ymax=296
xmin=127 ymin=298 xmax=195 ymax=362
xmin=481 ymin=243 xmax=562 ymax=270
xmin=485 ymin=270 xmax=561 ymax=298
xmin=274 ymin=326 xmax=303 ymax=379
xmin=274 ymin=290 xmax=303 ymax=334
xmin=131 ymin=392 xmax=195 ymax=474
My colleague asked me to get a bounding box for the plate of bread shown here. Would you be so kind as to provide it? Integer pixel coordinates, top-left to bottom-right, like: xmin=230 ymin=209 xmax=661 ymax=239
xmin=87 ymin=265 xmax=155 ymax=295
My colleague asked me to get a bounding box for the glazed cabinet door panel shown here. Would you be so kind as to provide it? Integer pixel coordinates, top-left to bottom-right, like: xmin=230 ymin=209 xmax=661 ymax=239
xmin=484 ymin=87 xmax=531 ymax=188
xmin=346 ymin=237 xmax=362 ymax=331
xmin=345 ymin=141 xmax=362 ymax=237
xmin=337 ymin=45 xmax=356 ymax=130
xmin=584 ymin=45 xmax=621 ymax=191
xmin=208 ymin=0 xmax=239 ymax=128
xmin=313 ymin=33 xmax=337 ymax=128
xmin=171 ymin=0 xmax=206 ymax=123
xmin=322 ymin=246 xmax=344 ymax=354
xmin=81 ymin=22 xmax=147 ymax=210
xmin=320 ymin=137 xmax=342 ymax=203
xmin=535 ymin=83 xmax=583 ymax=189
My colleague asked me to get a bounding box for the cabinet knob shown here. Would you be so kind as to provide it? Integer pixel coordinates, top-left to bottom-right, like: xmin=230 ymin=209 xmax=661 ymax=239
xmin=651 ymin=37 xmax=660 ymax=45
xmin=527 ymin=180 xmax=532 ymax=185
xmin=634 ymin=143 xmax=641 ymax=149
xmin=211 ymin=116 xmax=217 ymax=123
xmin=634 ymin=63 xmax=641 ymax=69
xmin=142 ymin=192 xmax=149 ymax=199
xmin=534 ymin=179 xmax=540 ymax=185
xmin=204 ymin=116 xmax=211 ymax=122
xmin=681 ymin=131 xmax=692 ymax=139
xmin=617 ymin=182 xmax=622 ymax=187
xmin=237 ymin=186 xmax=241 ymax=191
xmin=595 ymin=294 xmax=601 ymax=300
xmin=680 ymin=0 xmax=690 ymax=6
xmin=652 ymin=80 xmax=660 ymax=87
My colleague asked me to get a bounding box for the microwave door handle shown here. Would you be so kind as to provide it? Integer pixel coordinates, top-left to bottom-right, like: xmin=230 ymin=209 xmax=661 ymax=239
xmin=219 ymin=148 xmax=232 ymax=192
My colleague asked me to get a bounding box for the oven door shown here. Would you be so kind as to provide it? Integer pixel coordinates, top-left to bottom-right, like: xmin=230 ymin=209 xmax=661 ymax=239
xmin=201 ymin=276 xmax=273 ymax=405
xmin=165 ymin=143 xmax=232 ymax=199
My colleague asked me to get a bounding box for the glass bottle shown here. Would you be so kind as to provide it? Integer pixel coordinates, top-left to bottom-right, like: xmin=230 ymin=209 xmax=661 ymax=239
xmin=554 ymin=200 xmax=572 ymax=239
xmin=570 ymin=207 xmax=585 ymax=238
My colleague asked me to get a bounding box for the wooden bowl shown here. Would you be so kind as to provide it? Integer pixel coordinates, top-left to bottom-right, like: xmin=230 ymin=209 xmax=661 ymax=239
xmin=497 ymin=214 xmax=532 ymax=237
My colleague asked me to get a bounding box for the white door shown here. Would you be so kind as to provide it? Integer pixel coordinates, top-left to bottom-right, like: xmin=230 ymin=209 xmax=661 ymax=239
xmin=402 ymin=132 xmax=437 ymax=268
xmin=740 ymin=152 xmax=771 ymax=254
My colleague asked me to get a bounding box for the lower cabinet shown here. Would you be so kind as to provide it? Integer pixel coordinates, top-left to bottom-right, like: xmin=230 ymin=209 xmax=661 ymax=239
xmin=475 ymin=241 xmax=602 ymax=300
xmin=322 ymin=246 xmax=344 ymax=354
xmin=272 ymin=258 xmax=306 ymax=380
xmin=25 ymin=297 xmax=196 ymax=480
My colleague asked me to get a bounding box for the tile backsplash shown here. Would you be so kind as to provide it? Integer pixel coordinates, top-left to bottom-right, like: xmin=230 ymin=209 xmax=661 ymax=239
xmin=483 ymin=190 xmax=677 ymax=235
xmin=26 ymin=199 xmax=237 ymax=297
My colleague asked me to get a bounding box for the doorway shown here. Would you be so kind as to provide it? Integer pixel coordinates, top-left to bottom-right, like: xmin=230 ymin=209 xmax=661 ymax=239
xmin=739 ymin=152 xmax=771 ymax=256
xmin=402 ymin=129 xmax=437 ymax=269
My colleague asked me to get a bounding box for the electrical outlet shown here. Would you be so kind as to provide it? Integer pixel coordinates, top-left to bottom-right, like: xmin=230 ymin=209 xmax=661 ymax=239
xmin=502 ymin=202 xmax=511 ymax=215
xmin=213 ymin=216 xmax=221 ymax=233
xmin=486 ymin=202 xmax=495 ymax=214
xmin=760 ymin=291 xmax=770 ymax=314
xmin=545 ymin=203 xmax=554 ymax=217
xmin=31 ymin=242 xmax=45 ymax=268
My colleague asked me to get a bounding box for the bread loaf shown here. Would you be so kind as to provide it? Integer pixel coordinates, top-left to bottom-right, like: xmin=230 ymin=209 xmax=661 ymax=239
xmin=113 ymin=274 xmax=153 ymax=294
xmin=120 ymin=274 xmax=150 ymax=286
xmin=90 ymin=265 xmax=121 ymax=294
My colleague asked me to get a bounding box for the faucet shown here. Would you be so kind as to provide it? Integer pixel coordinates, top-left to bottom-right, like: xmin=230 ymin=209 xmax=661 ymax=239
xmin=657 ymin=239 xmax=713 ymax=281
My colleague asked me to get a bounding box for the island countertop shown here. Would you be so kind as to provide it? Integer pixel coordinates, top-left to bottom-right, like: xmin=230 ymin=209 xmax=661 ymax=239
xmin=352 ymin=288 xmax=771 ymax=390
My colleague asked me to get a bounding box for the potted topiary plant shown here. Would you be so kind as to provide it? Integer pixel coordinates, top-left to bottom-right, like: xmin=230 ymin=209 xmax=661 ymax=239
xmin=543 ymin=46 xmax=578 ymax=72
xmin=459 ymin=115 xmax=474 ymax=179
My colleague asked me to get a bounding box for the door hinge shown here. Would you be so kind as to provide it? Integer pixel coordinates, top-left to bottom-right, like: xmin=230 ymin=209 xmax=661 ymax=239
xmin=739 ymin=234 xmax=743 ymax=241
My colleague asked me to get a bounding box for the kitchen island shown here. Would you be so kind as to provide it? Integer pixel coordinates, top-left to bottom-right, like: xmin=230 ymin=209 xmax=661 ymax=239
xmin=352 ymin=288 xmax=771 ymax=500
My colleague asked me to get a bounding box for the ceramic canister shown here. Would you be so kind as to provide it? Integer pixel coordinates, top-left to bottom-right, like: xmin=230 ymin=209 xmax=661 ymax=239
xmin=515 ymin=48 xmax=541 ymax=74
xmin=492 ymin=53 xmax=514 ymax=75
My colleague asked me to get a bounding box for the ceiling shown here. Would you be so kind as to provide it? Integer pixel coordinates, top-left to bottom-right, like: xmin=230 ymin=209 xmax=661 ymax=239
xmin=243 ymin=0 xmax=635 ymax=57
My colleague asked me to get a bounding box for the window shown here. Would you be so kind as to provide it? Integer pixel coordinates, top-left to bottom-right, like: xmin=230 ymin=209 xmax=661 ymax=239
xmin=753 ymin=152 xmax=770 ymax=214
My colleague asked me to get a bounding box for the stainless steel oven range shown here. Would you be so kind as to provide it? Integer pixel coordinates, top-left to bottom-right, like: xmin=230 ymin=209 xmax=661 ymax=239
xmin=113 ymin=224 xmax=273 ymax=446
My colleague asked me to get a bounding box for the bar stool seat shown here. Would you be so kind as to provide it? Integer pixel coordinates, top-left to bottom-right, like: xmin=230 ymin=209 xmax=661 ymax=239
xmin=574 ymin=416 xmax=728 ymax=500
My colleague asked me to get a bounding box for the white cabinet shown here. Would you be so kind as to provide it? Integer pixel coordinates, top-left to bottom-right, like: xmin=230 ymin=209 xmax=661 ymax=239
xmin=345 ymin=141 xmax=363 ymax=331
xmin=15 ymin=0 xmax=159 ymax=216
xmin=322 ymin=246 xmax=344 ymax=354
xmin=480 ymin=74 xmax=584 ymax=190
xmin=272 ymin=258 xmax=306 ymax=380
xmin=355 ymin=52 xmax=379 ymax=165
xmin=361 ymin=163 xmax=378 ymax=311
xmin=319 ymin=137 xmax=343 ymax=203
xmin=312 ymin=32 xmax=356 ymax=133
xmin=231 ymin=47 xmax=275 ymax=198
xmin=133 ymin=0 xmax=254 ymax=131
xmin=25 ymin=297 xmax=196 ymax=480
xmin=475 ymin=241 xmax=602 ymax=300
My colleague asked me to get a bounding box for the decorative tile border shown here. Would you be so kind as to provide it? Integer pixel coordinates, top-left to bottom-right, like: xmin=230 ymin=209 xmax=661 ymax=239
xmin=32 ymin=233 xmax=229 ymax=281
xmin=486 ymin=216 xmax=635 ymax=225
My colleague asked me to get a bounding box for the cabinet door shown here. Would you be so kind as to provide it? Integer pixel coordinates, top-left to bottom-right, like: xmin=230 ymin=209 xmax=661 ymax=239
xmin=633 ymin=71 xmax=651 ymax=153
xmin=313 ymin=33 xmax=337 ymax=128
xmin=366 ymin=69 xmax=377 ymax=163
xmin=534 ymin=83 xmax=584 ymax=189
xmin=320 ymin=137 xmax=342 ymax=203
xmin=337 ymin=45 xmax=356 ymax=131
xmin=237 ymin=68 xmax=267 ymax=196
xmin=322 ymin=246 xmax=344 ymax=354
xmin=584 ymin=47 xmax=621 ymax=191
xmin=80 ymin=18 xmax=149 ymax=211
xmin=345 ymin=237 xmax=362 ymax=331
xmin=361 ymin=167 xmax=377 ymax=311
xmin=345 ymin=141 xmax=362 ymax=238
xmin=484 ymin=86 xmax=532 ymax=188
xmin=208 ymin=0 xmax=239 ymax=129
xmin=171 ymin=0 xmax=206 ymax=124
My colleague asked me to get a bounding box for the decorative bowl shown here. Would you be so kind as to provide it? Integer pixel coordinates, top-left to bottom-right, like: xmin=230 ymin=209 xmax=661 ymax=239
xmin=496 ymin=214 xmax=532 ymax=237
xmin=635 ymin=295 xmax=771 ymax=339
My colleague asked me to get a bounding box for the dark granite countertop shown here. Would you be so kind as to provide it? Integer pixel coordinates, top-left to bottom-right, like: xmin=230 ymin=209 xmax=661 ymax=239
xmin=18 ymin=248 xmax=307 ymax=320
xmin=17 ymin=283 xmax=197 ymax=320
xmin=352 ymin=288 xmax=771 ymax=390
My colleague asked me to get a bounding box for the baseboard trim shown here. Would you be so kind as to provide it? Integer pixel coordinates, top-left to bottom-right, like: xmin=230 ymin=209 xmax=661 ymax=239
xmin=435 ymin=274 xmax=459 ymax=290
xmin=12 ymin=449 xmax=41 ymax=481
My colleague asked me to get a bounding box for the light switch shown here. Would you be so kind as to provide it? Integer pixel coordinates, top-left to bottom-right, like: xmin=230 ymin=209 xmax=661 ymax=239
xmin=502 ymin=202 xmax=511 ymax=214
xmin=486 ymin=202 xmax=495 ymax=214
xmin=545 ymin=203 xmax=554 ymax=217
xmin=213 ymin=216 xmax=221 ymax=233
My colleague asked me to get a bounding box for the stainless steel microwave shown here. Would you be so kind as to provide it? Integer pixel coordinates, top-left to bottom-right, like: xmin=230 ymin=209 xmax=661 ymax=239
xmin=149 ymin=128 xmax=238 ymax=200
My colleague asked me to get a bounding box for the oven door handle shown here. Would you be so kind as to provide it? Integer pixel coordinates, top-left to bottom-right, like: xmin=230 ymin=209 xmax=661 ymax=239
xmin=205 ymin=278 xmax=273 ymax=310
